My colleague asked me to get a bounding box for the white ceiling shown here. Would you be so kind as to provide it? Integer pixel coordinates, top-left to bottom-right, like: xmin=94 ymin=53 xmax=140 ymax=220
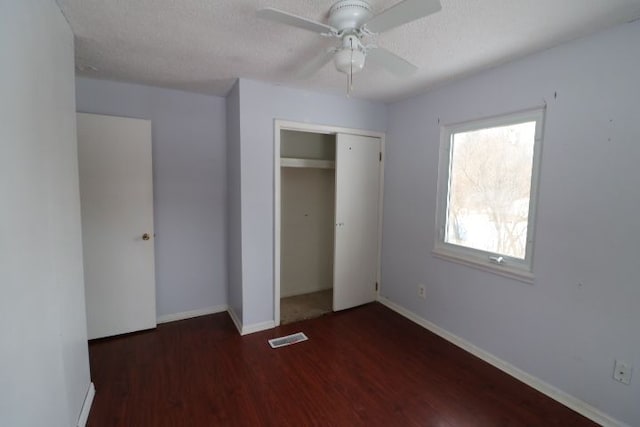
xmin=57 ymin=0 xmax=640 ymax=102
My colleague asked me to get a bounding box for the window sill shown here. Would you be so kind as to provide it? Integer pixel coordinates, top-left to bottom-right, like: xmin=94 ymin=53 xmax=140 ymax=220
xmin=432 ymin=247 xmax=534 ymax=284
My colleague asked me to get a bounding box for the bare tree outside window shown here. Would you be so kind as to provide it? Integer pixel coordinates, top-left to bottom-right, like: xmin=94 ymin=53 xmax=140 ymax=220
xmin=445 ymin=122 xmax=536 ymax=259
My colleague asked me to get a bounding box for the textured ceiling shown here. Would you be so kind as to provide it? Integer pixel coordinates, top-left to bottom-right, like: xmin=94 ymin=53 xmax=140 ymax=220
xmin=57 ymin=0 xmax=640 ymax=102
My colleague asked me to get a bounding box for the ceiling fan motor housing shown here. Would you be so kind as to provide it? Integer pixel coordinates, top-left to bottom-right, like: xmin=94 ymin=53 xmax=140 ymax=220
xmin=328 ymin=0 xmax=373 ymax=32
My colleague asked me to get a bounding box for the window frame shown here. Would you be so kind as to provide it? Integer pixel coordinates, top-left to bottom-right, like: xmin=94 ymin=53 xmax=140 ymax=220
xmin=433 ymin=107 xmax=545 ymax=283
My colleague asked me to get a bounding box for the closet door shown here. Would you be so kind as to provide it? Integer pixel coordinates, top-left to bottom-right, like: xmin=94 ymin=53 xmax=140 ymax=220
xmin=333 ymin=134 xmax=381 ymax=311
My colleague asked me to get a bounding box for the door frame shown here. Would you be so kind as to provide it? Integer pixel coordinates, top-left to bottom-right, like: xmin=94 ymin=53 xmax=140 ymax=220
xmin=273 ymin=120 xmax=385 ymax=326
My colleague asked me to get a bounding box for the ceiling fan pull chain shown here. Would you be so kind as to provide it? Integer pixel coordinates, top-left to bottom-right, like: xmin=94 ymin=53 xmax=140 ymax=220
xmin=346 ymin=73 xmax=350 ymax=97
xmin=348 ymin=38 xmax=354 ymax=96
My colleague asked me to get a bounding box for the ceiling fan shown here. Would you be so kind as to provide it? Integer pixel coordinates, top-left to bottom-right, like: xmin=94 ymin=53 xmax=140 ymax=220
xmin=257 ymin=0 xmax=442 ymax=93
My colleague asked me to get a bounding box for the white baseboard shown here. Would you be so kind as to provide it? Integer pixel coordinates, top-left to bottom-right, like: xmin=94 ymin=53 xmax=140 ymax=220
xmin=280 ymin=286 xmax=332 ymax=298
xmin=227 ymin=307 xmax=243 ymax=335
xmin=76 ymin=382 xmax=95 ymax=427
xmin=157 ymin=304 xmax=228 ymax=324
xmin=241 ymin=320 xmax=276 ymax=335
xmin=226 ymin=307 xmax=276 ymax=336
xmin=377 ymin=296 xmax=628 ymax=427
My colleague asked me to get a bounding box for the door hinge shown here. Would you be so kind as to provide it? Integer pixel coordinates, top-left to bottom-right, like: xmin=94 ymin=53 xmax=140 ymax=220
xmin=379 ymin=152 xmax=382 ymax=162
xmin=375 ymin=282 xmax=379 ymax=291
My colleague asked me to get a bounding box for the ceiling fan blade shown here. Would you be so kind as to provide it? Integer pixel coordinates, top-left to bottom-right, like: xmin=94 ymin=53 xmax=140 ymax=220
xmin=364 ymin=0 xmax=441 ymax=34
xmin=366 ymin=47 xmax=418 ymax=77
xmin=256 ymin=8 xmax=337 ymax=34
xmin=294 ymin=49 xmax=336 ymax=79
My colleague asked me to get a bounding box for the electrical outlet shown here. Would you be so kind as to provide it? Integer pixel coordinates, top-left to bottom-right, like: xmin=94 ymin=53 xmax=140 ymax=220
xmin=417 ymin=284 xmax=426 ymax=299
xmin=613 ymin=360 xmax=632 ymax=385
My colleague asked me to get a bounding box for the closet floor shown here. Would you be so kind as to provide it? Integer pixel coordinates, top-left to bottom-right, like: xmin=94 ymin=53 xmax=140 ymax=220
xmin=280 ymin=289 xmax=332 ymax=325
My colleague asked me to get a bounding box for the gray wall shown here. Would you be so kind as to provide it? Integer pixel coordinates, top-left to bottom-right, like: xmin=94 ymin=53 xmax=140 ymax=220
xmin=382 ymin=21 xmax=640 ymax=426
xmin=0 ymin=1 xmax=91 ymax=425
xmin=226 ymin=80 xmax=243 ymax=321
xmin=237 ymin=78 xmax=387 ymax=325
xmin=76 ymin=78 xmax=228 ymax=318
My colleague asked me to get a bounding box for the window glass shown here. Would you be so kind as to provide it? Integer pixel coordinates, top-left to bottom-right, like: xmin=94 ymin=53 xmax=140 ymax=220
xmin=446 ymin=122 xmax=536 ymax=259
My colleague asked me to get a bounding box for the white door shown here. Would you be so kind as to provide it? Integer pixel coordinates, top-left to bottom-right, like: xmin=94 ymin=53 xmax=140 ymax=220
xmin=333 ymin=134 xmax=381 ymax=311
xmin=77 ymin=113 xmax=156 ymax=339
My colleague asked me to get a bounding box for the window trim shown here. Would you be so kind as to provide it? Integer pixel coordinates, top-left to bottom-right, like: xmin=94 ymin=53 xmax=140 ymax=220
xmin=433 ymin=107 xmax=545 ymax=283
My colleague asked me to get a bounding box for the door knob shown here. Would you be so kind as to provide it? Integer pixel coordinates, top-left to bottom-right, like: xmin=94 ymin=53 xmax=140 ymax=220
xmin=142 ymin=233 xmax=151 ymax=241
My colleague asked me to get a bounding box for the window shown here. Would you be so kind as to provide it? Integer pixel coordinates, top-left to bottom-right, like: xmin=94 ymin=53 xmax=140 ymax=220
xmin=434 ymin=108 xmax=544 ymax=281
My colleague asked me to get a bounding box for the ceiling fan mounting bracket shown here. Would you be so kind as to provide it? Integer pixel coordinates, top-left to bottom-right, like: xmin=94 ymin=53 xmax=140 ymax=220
xmin=328 ymin=0 xmax=373 ymax=32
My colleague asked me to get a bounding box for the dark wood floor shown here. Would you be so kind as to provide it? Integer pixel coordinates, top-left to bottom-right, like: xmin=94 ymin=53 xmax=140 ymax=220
xmin=87 ymin=303 xmax=596 ymax=426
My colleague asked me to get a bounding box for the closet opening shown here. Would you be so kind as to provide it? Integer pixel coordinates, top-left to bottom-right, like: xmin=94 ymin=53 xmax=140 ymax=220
xmin=279 ymin=129 xmax=336 ymax=325
xmin=274 ymin=120 xmax=385 ymax=328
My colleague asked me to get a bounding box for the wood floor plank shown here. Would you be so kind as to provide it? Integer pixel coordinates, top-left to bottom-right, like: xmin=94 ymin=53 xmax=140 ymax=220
xmin=87 ymin=303 xmax=597 ymax=426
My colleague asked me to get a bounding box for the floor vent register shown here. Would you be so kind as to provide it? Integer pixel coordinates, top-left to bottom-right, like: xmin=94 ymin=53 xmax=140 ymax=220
xmin=268 ymin=332 xmax=308 ymax=348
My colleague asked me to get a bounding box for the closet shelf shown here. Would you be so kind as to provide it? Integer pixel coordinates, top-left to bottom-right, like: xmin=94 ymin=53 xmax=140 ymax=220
xmin=280 ymin=158 xmax=335 ymax=169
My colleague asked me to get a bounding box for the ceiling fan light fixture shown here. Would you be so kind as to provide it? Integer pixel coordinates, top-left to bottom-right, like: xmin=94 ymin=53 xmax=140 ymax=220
xmin=334 ymin=47 xmax=365 ymax=74
xmin=335 ymin=33 xmax=365 ymax=75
